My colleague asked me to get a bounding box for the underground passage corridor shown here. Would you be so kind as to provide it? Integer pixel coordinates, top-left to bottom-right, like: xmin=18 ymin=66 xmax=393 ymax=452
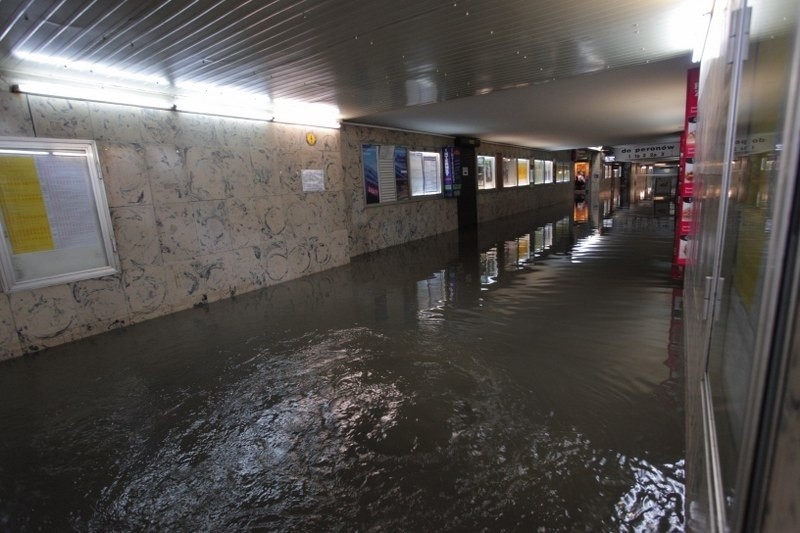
xmin=0 ymin=202 xmax=685 ymax=531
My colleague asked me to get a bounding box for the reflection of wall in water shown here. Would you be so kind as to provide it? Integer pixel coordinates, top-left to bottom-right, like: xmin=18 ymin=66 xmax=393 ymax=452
xmin=479 ymin=217 xmax=571 ymax=289
xmin=416 ymin=270 xmax=448 ymax=312
xmin=480 ymin=248 xmax=499 ymax=286
xmin=574 ymin=197 xmax=589 ymax=223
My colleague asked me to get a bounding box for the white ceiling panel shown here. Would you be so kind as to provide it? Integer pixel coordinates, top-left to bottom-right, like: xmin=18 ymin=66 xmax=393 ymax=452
xmin=0 ymin=1 xmax=791 ymax=149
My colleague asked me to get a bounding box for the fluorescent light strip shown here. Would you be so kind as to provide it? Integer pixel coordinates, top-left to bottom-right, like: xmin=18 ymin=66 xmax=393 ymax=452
xmin=13 ymin=81 xmax=339 ymax=126
xmin=174 ymin=98 xmax=273 ymax=121
xmin=272 ymin=99 xmax=340 ymax=129
xmin=14 ymin=81 xmax=174 ymax=110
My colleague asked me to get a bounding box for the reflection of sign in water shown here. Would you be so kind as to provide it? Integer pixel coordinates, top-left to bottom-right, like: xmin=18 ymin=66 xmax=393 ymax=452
xmin=574 ymin=199 xmax=589 ymax=223
xmin=0 ymin=156 xmax=55 ymax=253
xmin=301 ymin=169 xmax=325 ymax=192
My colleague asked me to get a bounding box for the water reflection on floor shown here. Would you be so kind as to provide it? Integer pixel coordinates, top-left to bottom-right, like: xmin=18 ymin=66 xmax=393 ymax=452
xmin=0 ymin=203 xmax=684 ymax=532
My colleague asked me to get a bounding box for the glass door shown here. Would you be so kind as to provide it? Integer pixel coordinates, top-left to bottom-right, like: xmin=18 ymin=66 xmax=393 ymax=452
xmin=688 ymin=0 xmax=800 ymax=530
xmin=685 ymin=1 xmax=747 ymax=527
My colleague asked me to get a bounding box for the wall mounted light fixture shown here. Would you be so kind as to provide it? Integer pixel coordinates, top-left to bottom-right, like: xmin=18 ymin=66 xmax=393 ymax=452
xmin=12 ymin=81 xmax=175 ymax=111
xmin=11 ymin=80 xmax=340 ymax=128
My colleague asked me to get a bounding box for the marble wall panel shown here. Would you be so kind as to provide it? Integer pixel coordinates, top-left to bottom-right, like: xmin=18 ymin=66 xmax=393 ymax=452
xmin=155 ymin=202 xmax=200 ymax=261
xmin=286 ymin=237 xmax=314 ymax=279
xmin=167 ymin=260 xmax=206 ymax=311
xmin=174 ymin=112 xmax=220 ymax=146
xmin=317 ymin=130 xmax=341 ymax=152
xmin=192 ymin=253 xmax=235 ymax=304
xmin=111 ymin=206 xmax=162 ymax=268
xmin=309 ymin=228 xmax=350 ymax=274
xmin=140 ymin=108 xmax=179 ymax=145
xmin=273 ymin=123 xmax=307 ymax=153
xmin=89 ymin=102 xmax=144 ymax=144
xmin=227 ymin=198 xmax=264 ymax=249
xmin=283 ymin=193 xmax=320 ymax=240
xmin=27 ymin=96 xmax=92 ymax=139
xmin=232 ymin=246 xmax=267 ymax=294
xmin=9 ymin=285 xmax=79 ymax=352
xmin=326 ymin=229 xmax=350 ymax=268
xmin=186 ymin=146 xmax=229 ymax=201
xmin=257 ymin=196 xmax=287 ymax=239
xmin=222 ymin=146 xmax=256 ymax=200
xmin=278 ymin=157 xmax=304 ymax=196
xmin=145 ymin=145 xmax=190 ymax=204
xmin=218 ymin=117 xmax=260 ymax=149
xmin=0 ymin=295 xmax=21 ymax=360
xmin=123 ymin=266 xmax=171 ymax=323
xmin=0 ymin=91 xmax=34 ymax=136
xmin=251 ymin=121 xmax=278 ymax=150
xmin=264 ymin=238 xmax=290 ymax=285
xmin=321 ymin=151 xmax=345 ymax=192
xmin=98 ymin=143 xmax=153 ymax=207
xmin=250 ymin=146 xmax=282 ymax=197
xmin=195 ymin=200 xmax=232 ymax=254
xmin=299 ymin=190 xmax=347 ymax=233
xmin=70 ymin=276 xmax=130 ymax=334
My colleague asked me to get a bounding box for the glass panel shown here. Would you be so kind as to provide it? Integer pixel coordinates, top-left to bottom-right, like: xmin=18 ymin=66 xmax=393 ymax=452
xmin=534 ymin=160 xmax=545 ymax=184
xmin=704 ymin=0 xmax=797 ymax=527
xmin=518 ymin=158 xmax=530 ymax=186
xmin=0 ymin=139 xmax=117 ymax=292
xmin=682 ymin=2 xmax=744 ymax=527
xmin=410 ymin=151 xmax=442 ymax=196
xmin=477 ymin=156 xmax=496 ymax=190
xmin=502 ymin=157 xmax=517 ymax=187
xmin=544 ymin=160 xmax=554 ymax=183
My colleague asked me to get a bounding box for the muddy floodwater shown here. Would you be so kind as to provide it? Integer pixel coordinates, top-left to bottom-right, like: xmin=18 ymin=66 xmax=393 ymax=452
xmin=0 ymin=203 xmax=684 ymax=531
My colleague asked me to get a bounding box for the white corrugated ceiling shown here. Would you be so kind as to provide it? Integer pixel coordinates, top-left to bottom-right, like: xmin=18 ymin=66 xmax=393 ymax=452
xmin=0 ymin=0 xmax=793 ymax=149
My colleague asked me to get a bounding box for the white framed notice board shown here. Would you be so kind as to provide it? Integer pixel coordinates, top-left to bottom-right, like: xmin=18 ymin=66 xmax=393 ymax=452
xmin=0 ymin=137 xmax=118 ymax=292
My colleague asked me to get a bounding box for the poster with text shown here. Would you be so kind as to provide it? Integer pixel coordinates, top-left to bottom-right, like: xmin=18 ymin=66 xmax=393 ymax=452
xmin=362 ymin=144 xmax=380 ymax=204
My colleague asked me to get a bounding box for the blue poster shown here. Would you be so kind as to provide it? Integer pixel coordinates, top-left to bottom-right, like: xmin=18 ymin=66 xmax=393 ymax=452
xmin=442 ymin=146 xmax=461 ymax=197
xmin=362 ymin=144 xmax=380 ymax=204
xmin=395 ymin=147 xmax=409 ymax=201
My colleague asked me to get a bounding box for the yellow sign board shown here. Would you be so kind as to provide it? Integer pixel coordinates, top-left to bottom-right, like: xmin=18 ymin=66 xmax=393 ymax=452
xmin=0 ymin=156 xmax=55 ymax=254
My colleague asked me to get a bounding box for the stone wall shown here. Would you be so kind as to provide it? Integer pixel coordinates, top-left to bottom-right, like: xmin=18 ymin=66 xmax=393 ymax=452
xmin=341 ymin=124 xmax=459 ymax=257
xmin=0 ymin=97 xmax=572 ymax=360
xmin=0 ymin=91 xmax=348 ymax=360
xmin=476 ymin=142 xmax=573 ymax=223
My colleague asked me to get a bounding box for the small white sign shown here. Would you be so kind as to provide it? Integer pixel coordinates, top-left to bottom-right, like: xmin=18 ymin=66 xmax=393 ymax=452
xmin=302 ymin=169 xmax=325 ymax=192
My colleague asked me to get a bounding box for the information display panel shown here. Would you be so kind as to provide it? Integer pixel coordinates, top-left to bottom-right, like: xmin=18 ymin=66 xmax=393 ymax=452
xmin=0 ymin=138 xmax=118 ymax=292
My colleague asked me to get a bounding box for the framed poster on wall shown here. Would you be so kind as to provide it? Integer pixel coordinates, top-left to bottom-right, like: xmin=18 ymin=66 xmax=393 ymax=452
xmin=0 ymin=137 xmax=118 ymax=292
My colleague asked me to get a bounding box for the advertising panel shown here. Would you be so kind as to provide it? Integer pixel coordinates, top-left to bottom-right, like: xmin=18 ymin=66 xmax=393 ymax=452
xmin=672 ymin=67 xmax=700 ymax=278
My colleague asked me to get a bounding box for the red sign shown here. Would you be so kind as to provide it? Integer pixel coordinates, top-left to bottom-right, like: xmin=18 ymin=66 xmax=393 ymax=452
xmin=673 ymin=67 xmax=700 ymax=279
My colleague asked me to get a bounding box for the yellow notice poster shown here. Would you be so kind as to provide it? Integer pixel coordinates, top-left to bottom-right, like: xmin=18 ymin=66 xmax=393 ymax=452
xmin=0 ymin=156 xmax=55 ymax=254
